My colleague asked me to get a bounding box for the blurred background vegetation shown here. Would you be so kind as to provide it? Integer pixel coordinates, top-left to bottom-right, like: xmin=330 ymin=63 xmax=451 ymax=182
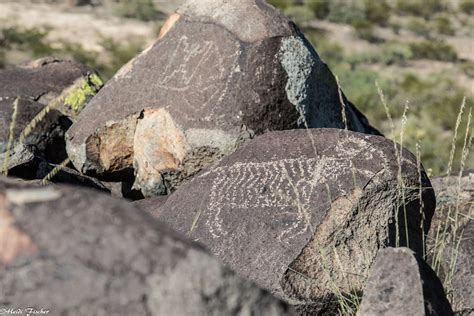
xmin=0 ymin=0 xmax=472 ymax=175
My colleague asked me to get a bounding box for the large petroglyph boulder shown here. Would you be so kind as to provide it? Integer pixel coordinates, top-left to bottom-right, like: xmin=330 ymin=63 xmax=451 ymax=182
xmin=154 ymin=129 xmax=435 ymax=313
xmin=65 ymin=0 xmax=379 ymax=197
xmin=427 ymin=171 xmax=473 ymax=314
xmin=0 ymin=177 xmax=295 ymax=315
xmin=0 ymin=57 xmax=102 ymax=174
xmin=358 ymin=247 xmax=452 ymax=316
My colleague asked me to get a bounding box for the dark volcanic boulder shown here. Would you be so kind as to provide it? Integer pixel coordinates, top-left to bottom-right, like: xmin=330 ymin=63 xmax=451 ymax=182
xmin=427 ymin=171 xmax=473 ymax=314
xmin=155 ymin=128 xmax=435 ymax=313
xmin=132 ymin=195 xmax=169 ymax=217
xmin=65 ymin=0 xmax=379 ymax=197
xmin=0 ymin=177 xmax=295 ymax=315
xmin=0 ymin=57 xmax=103 ymax=175
xmin=358 ymin=247 xmax=453 ymax=316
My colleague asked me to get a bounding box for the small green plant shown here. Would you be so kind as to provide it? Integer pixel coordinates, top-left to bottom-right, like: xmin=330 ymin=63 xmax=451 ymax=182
xmin=381 ymin=42 xmax=413 ymax=65
xmin=433 ymin=15 xmax=455 ymax=35
xmin=459 ymin=0 xmax=474 ymax=14
xmin=267 ymin=0 xmax=293 ymax=10
xmin=407 ymin=17 xmax=432 ymax=38
xmin=328 ymin=3 xmax=365 ymax=25
xmin=284 ymin=5 xmax=315 ymax=25
xmin=396 ymin=0 xmax=447 ymax=19
xmin=64 ymin=74 xmax=103 ymax=114
xmin=460 ymin=61 xmax=474 ymax=78
xmin=409 ymin=40 xmax=457 ymax=62
xmin=1 ymin=25 xmax=55 ymax=58
xmin=363 ymin=0 xmax=391 ymax=26
xmin=307 ymin=0 xmax=330 ymax=19
xmin=112 ymin=0 xmax=159 ymax=22
xmin=352 ymin=20 xmax=376 ymax=42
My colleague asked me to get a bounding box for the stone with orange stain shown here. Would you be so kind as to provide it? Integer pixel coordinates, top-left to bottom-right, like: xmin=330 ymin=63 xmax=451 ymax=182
xmin=0 ymin=194 xmax=38 ymax=266
xmin=133 ymin=108 xmax=190 ymax=197
xmin=158 ymin=13 xmax=180 ymax=40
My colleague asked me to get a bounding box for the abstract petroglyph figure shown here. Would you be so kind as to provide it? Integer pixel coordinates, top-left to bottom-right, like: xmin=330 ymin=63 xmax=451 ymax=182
xmin=204 ymin=135 xmax=394 ymax=241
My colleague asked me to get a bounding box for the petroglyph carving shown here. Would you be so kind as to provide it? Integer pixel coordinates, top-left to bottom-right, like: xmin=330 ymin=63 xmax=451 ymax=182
xmin=158 ymin=36 xmax=240 ymax=118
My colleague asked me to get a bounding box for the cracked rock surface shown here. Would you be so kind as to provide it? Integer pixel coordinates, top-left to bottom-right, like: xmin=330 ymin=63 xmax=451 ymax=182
xmin=358 ymin=247 xmax=453 ymax=316
xmin=66 ymin=0 xmax=379 ymax=197
xmin=0 ymin=57 xmax=102 ymax=174
xmin=0 ymin=177 xmax=295 ymax=315
xmin=154 ymin=128 xmax=435 ymax=314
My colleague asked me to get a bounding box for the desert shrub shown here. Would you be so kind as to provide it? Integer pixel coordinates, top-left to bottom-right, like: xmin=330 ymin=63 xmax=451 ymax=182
xmin=407 ymin=18 xmax=432 ymax=38
xmin=304 ymin=29 xmax=344 ymax=67
xmin=332 ymin=63 xmax=472 ymax=175
xmin=267 ymin=0 xmax=293 ymax=10
xmin=284 ymin=5 xmax=315 ymax=25
xmin=396 ymin=0 xmax=446 ymax=18
xmin=112 ymin=0 xmax=159 ymax=22
xmin=307 ymin=0 xmax=330 ymax=19
xmin=363 ymin=0 xmax=391 ymax=26
xmin=352 ymin=20 xmax=377 ymax=42
xmin=433 ymin=15 xmax=455 ymax=35
xmin=459 ymin=0 xmax=474 ymax=14
xmin=381 ymin=42 xmax=413 ymax=65
xmin=409 ymin=40 xmax=457 ymax=61
xmin=327 ymin=0 xmax=365 ymax=24
xmin=60 ymin=37 xmax=144 ymax=80
xmin=0 ymin=50 xmax=5 ymax=68
xmin=460 ymin=61 xmax=474 ymax=78
xmin=390 ymin=21 xmax=402 ymax=35
xmin=1 ymin=26 xmax=55 ymax=57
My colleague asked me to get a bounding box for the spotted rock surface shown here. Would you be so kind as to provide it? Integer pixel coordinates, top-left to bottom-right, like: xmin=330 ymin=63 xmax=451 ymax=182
xmin=65 ymin=0 xmax=379 ymax=197
xmin=358 ymin=247 xmax=453 ymax=316
xmin=0 ymin=57 xmax=102 ymax=172
xmin=0 ymin=177 xmax=295 ymax=315
xmin=154 ymin=128 xmax=435 ymax=313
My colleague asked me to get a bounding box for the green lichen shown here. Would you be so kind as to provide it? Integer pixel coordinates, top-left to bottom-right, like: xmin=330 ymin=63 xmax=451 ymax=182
xmin=89 ymin=73 xmax=104 ymax=88
xmin=64 ymin=73 xmax=103 ymax=114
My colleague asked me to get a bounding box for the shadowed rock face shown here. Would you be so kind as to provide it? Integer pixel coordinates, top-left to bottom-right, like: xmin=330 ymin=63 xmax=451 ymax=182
xmin=358 ymin=247 xmax=453 ymax=316
xmin=428 ymin=171 xmax=473 ymax=315
xmin=66 ymin=0 xmax=379 ymax=197
xmin=154 ymin=129 xmax=435 ymax=313
xmin=0 ymin=177 xmax=295 ymax=316
xmin=0 ymin=57 xmax=102 ymax=172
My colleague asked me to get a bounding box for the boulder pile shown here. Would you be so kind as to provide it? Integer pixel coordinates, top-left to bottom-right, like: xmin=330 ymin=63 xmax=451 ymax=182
xmin=0 ymin=1 xmax=458 ymax=315
xmin=0 ymin=57 xmax=102 ymax=176
xmin=152 ymin=128 xmax=435 ymax=313
xmin=0 ymin=177 xmax=295 ymax=315
xmin=65 ymin=0 xmax=379 ymax=197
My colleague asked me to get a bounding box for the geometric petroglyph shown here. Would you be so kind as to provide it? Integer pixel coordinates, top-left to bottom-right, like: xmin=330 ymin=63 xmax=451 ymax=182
xmin=203 ymin=135 xmax=400 ymax=242
xmin=157 ymin=35 xmax=240 ymax=119
xmin=207 ymin=158 xmax=320 ymax=241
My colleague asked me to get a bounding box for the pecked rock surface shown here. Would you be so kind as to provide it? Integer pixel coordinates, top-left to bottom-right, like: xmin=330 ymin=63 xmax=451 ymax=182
xmin=155 ymin=128 xmax=435 ymax=313
xmin=358 ymin=247 xmax=453 ymax=316
xmin=0 ymin=57 xmax=102 ymax=173
xmin=0 ymin=177 xmax=295 ymax=315
xmin=427 ymin=171 xmax=473 ymax=315
xmin=65 ymin=0 xmax=379 ymax=197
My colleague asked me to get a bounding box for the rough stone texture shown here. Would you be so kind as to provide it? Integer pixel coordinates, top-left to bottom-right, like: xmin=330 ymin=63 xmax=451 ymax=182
xmin=66 ymin=0 xmax=379 ymax=197
xmin=132 ymin=195 xmax=169 ymax=218
xmin=155 ymin=129 xmax=435 ymax=313
xmin=427 ymin=171 xmax=473 ymax=315
xmin=0 ymin=57 xmax=102 ymax=173
xmin=0 ymin=177 xmax=295 ymax=315
xmin=358 ymin=247 xmax=453 ymax=316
